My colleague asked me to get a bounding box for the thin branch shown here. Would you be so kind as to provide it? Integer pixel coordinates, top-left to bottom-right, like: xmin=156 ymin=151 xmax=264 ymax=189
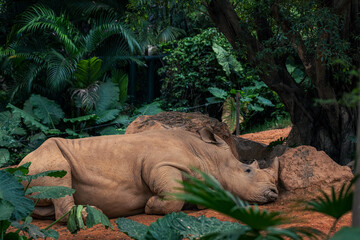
xmin=270 ymin=4 xmax=316 ymax=81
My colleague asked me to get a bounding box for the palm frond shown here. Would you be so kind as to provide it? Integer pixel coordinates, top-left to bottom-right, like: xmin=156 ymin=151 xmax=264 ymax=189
xmin=84 ymin=14 xmax=140 ymax=54
xmin=156 ymin=25 xmax=186 ymax=43
xmin=305 ymin=179 xmax=354 ymax=220
xmin=172 ymin=169 xmax=321 ymax=239
xmin=173 ymin=169 xmax=286 ymax=230
xmin=65 ymin=0 xmax=117 ymax=17
xmin=45 ymin=49 xmax=75 ymax=91
xmin=18 ymin=4 xmax=80 ymax=55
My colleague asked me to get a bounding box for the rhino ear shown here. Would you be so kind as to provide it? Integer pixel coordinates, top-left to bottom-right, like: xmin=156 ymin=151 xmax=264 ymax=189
xmin=197 ymin=127 xmax=226 ymax=146
xmin=250 ymin=160 xmax=260 ymax=169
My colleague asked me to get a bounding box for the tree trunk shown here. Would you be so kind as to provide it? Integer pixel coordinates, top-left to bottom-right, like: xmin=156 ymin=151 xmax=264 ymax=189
xmin=352 ymin=100 xmax=360 ymax=227
xmin=205 ymin=0 xmax=358 ymax=164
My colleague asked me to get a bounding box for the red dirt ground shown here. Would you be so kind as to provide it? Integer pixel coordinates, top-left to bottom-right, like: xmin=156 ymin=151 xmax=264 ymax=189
xmin=10 ymin=127 xmax=352 ymax=239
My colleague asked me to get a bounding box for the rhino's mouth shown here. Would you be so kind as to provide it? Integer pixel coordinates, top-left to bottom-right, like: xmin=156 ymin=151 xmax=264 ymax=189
xmin=264 ymin=187 xmax=278 ymax=202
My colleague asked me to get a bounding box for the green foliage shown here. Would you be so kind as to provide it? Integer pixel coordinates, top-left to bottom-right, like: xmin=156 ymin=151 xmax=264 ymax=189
xmin=25 ymin=186 xmax=75 ymax=200
xmin=29 ymin=94 xmax=65 ymax=128
xmin=158 ymin=28 xmax=231 ymax=109
xmin=7 ymin=104 xmax=49 ymax=132
xmin=306 ymin=182 xmax=353 ymax=220
xmin=0 ymin=163 xmax=75 ymax=240
xmin=0 ymin=171 xmax=34 ymax=221
xmin=172 ymin=169 xmax=320 ymax=239
xmin=134 ymin=101 xmax=163 ymax=116
xmin=116 ymin=212 xmax=243 ymax=240
xmin=212 ymin=43 xmax=243 ymax=76
xmin=67 ymin=205 xmax=113 ymax=234
xmin=330 ymin=227 xmax=360 ymax=240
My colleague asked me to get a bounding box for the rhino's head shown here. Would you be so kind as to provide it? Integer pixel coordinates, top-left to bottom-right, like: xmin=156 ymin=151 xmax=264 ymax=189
xmin=235 ymin=158 xmax=279 ymax=203
xmin=197 ymin=127 xmax=279 ymax=204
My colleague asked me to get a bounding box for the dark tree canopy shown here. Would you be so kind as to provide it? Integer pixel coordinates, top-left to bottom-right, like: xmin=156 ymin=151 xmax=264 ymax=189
xmin=202 ymin=0 xmax=359 ymax=164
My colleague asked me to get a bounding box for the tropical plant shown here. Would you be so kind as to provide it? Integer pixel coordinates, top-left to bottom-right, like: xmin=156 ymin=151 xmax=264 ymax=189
xmin=158 ymin=28 xmax=232 ymax=110
xmin=0 ymin=3 xmax=140 ymax=106
xmin=0 ymin=163 xmax=112 ymax=239
xmin=305 ymin=177 xmax=358 ymax=239
xmin=172 ymin=169 xmax=321 ymax=239
xmin=207 ymin=84 xmax=275 ymax=133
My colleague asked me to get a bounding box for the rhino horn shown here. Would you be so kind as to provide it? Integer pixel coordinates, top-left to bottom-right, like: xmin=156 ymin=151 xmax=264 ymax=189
xmin=268 ymin=157 xmax=279 ymax=182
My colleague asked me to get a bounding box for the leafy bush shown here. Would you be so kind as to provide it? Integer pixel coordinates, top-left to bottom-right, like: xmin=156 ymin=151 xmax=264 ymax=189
xmin=158 ymin=28 xmax=232 ymax=109
xmin=0 ymin=163 xmax=112 ymax=239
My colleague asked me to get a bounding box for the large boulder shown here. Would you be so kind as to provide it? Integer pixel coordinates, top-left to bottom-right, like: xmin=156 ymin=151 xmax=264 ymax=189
xmin=278 ymin=146 xmax=353 ymax=196
xmin=126 ymin=112 xmax=239 ymax=159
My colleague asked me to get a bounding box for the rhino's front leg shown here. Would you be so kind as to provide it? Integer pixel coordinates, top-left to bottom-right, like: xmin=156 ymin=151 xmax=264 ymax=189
xmin=145 ymin=166 xmax=185 ymax=215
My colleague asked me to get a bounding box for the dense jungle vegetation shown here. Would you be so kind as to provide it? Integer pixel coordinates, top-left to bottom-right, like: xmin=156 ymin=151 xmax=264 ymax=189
xmin=0 ymin=0 xmax=359 ymax=238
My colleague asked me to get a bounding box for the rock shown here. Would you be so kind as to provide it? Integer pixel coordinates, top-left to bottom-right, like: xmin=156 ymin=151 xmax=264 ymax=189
xmin=278 ymin=146 xmax=353 ymax=196
xmin=233 ymin=136 xmax=270 ymax=165
xmin=126 ymin=112 xmax=239 ymax=159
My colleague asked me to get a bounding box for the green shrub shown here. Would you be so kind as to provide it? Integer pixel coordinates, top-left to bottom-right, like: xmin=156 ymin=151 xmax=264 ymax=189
xmin=158 ymin=28 xmax=232 ymax=109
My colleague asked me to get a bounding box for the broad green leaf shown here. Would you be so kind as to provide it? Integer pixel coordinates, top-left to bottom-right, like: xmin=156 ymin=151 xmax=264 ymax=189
xmin=222 ymin=97 xmax=243 ymax=133
xmin=74 ymin=57 xmax=103 ymax=88
xmin=12 ymin=127 xmax=26 ymax=136
xmin=0 ymin=170 xmax=34 ymax=221
xmin=41 ymin=229 xmax=59 ymax=239
xmin=11 ymin=221 xmax=46 ymax=239
xmin=4 ymin=162 xmax=31 ymax=176
xmin=21 ymin=170 xmax=67 ymax=182
xmin=95 ymin=109 xmax=121 ymax=124
xmin=135 ymin=102 xmax=163 ymax=116
xmin=0 ymin=199 xmax=15 ymax=221
xmin=112 ymin=115 xmax=131 ymax=126
xmin=63 ymin=114 xmax=97 ymax=123
xmin=0 ymin=131 xmax=22 ymax=148
xmin=330 ymin=227 xmax=360 ymax=240
xmin=115 ymin=217 xmax=148 ymax=240
xmin=67 ymin=205 xmax=85 ymax=234
xmin=208 ymin=87 xmax=228 ymax=100
xmin=257 ymin=96 xmax=274 ymax=107
xmin=145 ymin=212 xmax=183 ymax=240
xmin=86 ymin=205 xmax=113 ymax=229
xmin=0 ymin=148 xmax=10 ymax=167
xmin=248 ymin=104 xmax=264 ymax=112
xmin=212 ymin=43 xmax=243 ymax=76
xmin=98 ymin=126 xmax=122 ymax=135
xmin=95 ymin=81 xmax=119 ymax=113
xmin=29 ymin=94 xmax=65 ymax=127
xmin=25 ymin=186 xmax=75 ymax=199
xmin=172 ymin=214 xmax=245 ymax=240
xmin=112 ymin=70 xmax=128 ymax=103
xmin=7 ymin=103 xmax=49 ymax=132
xmin=65 ymin=129 xmax=89 ymax=138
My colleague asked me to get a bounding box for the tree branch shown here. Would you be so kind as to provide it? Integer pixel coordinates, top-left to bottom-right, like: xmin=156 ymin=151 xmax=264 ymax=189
xmin=270 ymin=4 xmax=316 ymax=81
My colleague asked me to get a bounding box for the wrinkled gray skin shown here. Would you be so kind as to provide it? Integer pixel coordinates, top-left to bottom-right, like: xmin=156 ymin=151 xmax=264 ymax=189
xmin=19 ymin=128 xmax=279 ymax=220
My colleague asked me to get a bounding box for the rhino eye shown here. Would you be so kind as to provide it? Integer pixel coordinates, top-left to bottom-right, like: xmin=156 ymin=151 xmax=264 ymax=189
xmin=245 ymin=168 xmax=251 ymax=173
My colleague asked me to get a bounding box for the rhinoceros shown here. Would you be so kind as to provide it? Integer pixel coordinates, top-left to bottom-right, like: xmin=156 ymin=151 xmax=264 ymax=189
xmin=19 ymin=128 xmax=279 ymax=220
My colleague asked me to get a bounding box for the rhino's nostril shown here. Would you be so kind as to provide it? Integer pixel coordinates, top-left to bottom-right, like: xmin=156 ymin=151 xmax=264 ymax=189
xmin=270 ymin=188 xmax=278 ymax=194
